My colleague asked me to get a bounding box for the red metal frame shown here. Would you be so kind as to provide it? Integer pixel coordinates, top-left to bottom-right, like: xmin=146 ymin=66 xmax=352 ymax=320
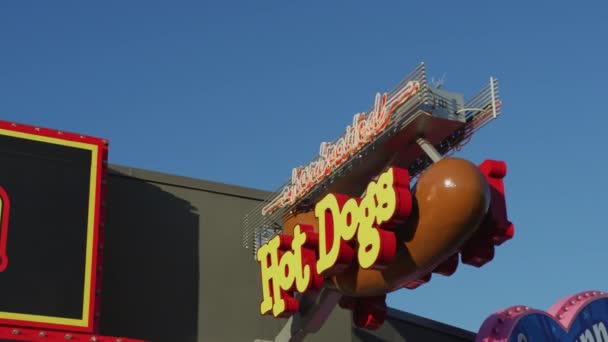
xmin=0 ymin=325 xmax=146 ymax=342
xmin=0 ymin=120 xmax=108 ymax=334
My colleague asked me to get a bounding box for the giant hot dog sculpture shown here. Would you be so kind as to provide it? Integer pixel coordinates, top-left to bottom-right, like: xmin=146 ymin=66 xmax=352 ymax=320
xmin=246 ymin=64 xmax=513 ymax=330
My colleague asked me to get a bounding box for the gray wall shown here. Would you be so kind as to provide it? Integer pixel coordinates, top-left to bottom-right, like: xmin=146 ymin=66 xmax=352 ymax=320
xmin=98 ymin=165 xmax=352 ymax=342
xmin=353 ymin=309 xmax=475 ymax=342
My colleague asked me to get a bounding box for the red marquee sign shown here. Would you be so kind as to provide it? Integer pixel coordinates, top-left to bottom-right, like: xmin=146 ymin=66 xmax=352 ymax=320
xmin=0 ymin=120 xmax=107 ymax=333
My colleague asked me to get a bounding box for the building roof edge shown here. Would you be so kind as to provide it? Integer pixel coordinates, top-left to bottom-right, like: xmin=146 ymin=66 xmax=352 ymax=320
xmin=109 ymin=164 xmax=272 ymax=201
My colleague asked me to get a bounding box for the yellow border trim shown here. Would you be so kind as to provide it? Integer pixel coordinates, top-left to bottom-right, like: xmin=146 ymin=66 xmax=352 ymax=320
xmin=0 ymin=129 xmax=99 ymax=328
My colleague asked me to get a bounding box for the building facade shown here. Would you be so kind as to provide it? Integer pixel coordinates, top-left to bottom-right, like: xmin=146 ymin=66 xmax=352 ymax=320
xmin=96 ymin=164 xmax=475 ymax=342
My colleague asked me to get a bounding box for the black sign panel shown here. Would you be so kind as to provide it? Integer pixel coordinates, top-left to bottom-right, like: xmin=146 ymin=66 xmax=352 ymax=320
xmin=0 ymin=122 xmax=106 ymax=332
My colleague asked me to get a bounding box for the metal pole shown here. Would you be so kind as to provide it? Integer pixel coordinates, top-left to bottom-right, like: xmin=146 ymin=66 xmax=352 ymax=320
xmin=416 ymin=138 xmax=442 ymax=163
xmin=490 ymin=77 xmax=497 ymax=118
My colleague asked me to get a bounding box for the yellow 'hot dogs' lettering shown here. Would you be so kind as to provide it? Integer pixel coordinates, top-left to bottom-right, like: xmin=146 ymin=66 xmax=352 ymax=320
xmin=257 ymin=167 xmax=409 ymax=317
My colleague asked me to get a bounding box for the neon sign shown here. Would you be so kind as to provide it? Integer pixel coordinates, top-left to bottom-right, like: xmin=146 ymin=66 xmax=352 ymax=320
xmin=0 ymin=186 xmax=9 ymax=272
xmin=262 ymin=81 xmax=420 ymax=216
xmin=256 ymin=167 xmax=411 ymax=317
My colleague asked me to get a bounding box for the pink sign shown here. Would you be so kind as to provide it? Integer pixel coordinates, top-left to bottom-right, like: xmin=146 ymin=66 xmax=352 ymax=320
xmin=477 ymin=290 xmax=608 ymax=342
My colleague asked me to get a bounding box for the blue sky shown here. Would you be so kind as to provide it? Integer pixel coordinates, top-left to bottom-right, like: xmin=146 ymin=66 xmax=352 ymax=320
xmin=1 ymin=0 xmax=608 ymax=333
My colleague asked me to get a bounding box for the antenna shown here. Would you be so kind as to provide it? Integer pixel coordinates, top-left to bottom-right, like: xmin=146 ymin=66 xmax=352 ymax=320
xmin=431 ymin=73 xmax=447 ymax=89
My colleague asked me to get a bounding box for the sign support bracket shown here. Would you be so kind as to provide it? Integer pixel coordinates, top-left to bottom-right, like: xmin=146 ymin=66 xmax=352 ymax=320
xmin=256 ymin=288 xmax=342 ymax=342
xmin=416 ymin=138 xmax=442 ymax=163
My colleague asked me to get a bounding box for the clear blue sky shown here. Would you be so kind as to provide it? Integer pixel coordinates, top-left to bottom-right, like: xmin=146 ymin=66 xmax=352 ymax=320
xmin=1 ymin=0 xmax=607 ymax=333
